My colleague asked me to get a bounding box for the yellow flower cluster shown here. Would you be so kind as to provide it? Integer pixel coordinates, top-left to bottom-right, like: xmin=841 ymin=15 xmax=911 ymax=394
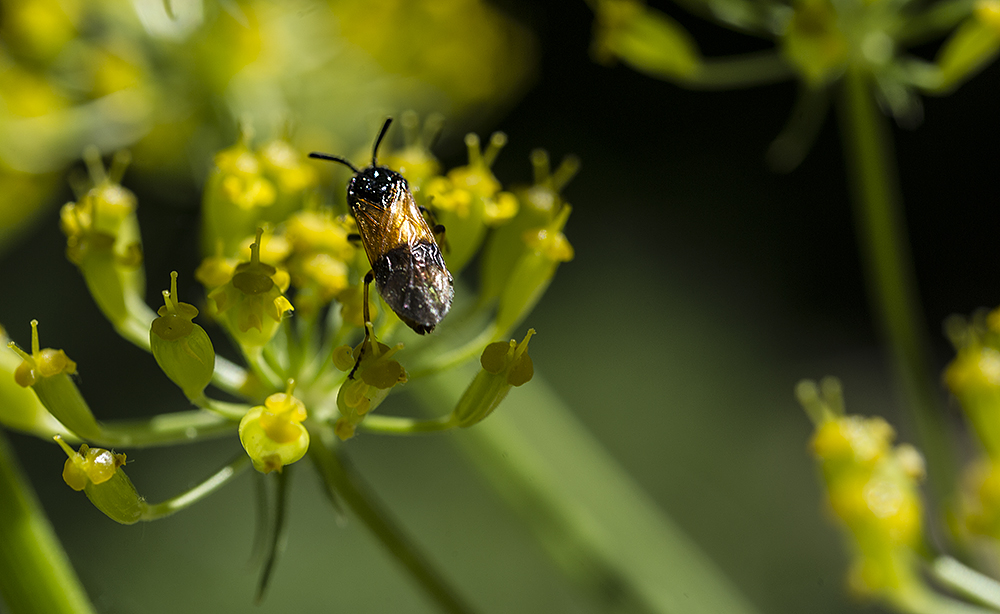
xmin=945 ymin=311 xmax=1000 ymax=544
xmin=799 ymin=379 xmax=927 ymax=602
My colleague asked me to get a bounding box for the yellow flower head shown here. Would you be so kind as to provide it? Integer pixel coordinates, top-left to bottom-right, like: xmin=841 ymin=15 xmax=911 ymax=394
xmin=60 ymin=149 xmax=140 ymax=267
xmin=9 ymin=319 xmax=76 ymax=388
xmin=150 ymin=272 xmax=216 ymax=401
xmin=379 ymin=111 xmax=444 ymax=190
xmin=284 ymin=210 xmax=355 ymax=261
xmin=214 ymin=135 xmax=276 ymax=212
xmin=55 ymin=435 xmax=126 ymax=491
xmin=208 ymin=229 xmax=294 ymax=348
xmin=332 ymin=324 xmax=407 ymax=440
xmin=239 ymin=380 xmax=310 ymax=473
xmin=54 ymin=435 xmax=145 ymax=525
xmin=798 ymin=378 xmax=926 ymax=598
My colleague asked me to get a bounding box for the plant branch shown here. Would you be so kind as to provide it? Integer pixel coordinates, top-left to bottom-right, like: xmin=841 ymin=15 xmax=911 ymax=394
xmin=95 ymin=410 xmax=237 ymax=448
xmin=359 ymin=414 xmax=455 ymax=435
xmin=930 ymin=557 xmax=1000 ymax=611
xmin=685 ymin=50 xmax=795 ymax=90
xmin=0 ymin=429 xmax=96 ymax=614
xmin=837 ymin=66 xmax=956 ymax=497
xmin=308 ymin=424 xmax=478 ymax=614
xmin=142 ymin=453 xmax=250 ymax=521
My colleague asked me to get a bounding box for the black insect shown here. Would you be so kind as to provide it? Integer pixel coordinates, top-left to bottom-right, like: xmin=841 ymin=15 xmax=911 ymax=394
xmin=309 ymin=118 xmax=454 ymax=334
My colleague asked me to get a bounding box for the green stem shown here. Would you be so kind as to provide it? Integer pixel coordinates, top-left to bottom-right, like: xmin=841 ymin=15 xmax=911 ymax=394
xmin=930 ymin=557 xmax=1000 ymax=611
xmin=255 ymin=468 xmax=291 ymax=603
xmin=766 ymin=85 xmax=831 ymax=173
xmin=360 ymin=414 xmax=455 ymax=435
xmin=307 ymin=425 xmax=477 ymax=614
xmin=684 ymin=50 xmax=795 ymax=90
xmin=196 ymin=396 xmax=252 ymax=421
xmin=892 ymin=587 xmax=999 ymax=614
xmin=142 ymin=453 xmax=250 ymax=521
xmin=0 ymin=429 xmax=96 ymax=614
xmin=410 ymin=368 xmax=761 ymax=614
xmin=901 ymin=0 xmax=979 ymax=45
xmin=95 ymin=410 xmax=237 ymax=448
xmin=837 ymin=67 xmax=956 ymax=496
xmin=211 ymin=355 xmax=251 ymax=396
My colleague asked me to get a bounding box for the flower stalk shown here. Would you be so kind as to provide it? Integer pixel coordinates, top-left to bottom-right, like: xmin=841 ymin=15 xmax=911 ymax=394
xmin=837 ymin=67 xmax=957 ymax=498
xmin=0 ymin=429 xmax=96 ymax=614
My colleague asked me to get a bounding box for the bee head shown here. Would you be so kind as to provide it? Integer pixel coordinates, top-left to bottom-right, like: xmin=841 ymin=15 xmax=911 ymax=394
xmin=347 ymin=165 xmax=407 ymax=205
xmin=310 ymin=117 xmax=406 ymax=206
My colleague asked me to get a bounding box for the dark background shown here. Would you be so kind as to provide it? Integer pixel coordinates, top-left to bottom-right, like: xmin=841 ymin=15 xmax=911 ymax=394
xmin=3 ymin=0 xmax=999 ymax=612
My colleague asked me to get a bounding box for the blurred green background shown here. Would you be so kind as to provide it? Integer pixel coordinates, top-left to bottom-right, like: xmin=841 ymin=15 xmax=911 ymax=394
xmin=2 ymin=0 xmax=997 ymax=612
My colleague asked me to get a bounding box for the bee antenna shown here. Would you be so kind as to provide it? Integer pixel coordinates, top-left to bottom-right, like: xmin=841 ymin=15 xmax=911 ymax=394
xmin=308 ymin=152 xmax=360 ymax=174
xmin=372 ymin=117 xmax=393 ymax=167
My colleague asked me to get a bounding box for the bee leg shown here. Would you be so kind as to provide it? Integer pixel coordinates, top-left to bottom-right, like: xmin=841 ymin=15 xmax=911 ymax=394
xmin=347 ymin=233 xmax=362 ymax=247
xmin=348 ymin=270 xmax=375 ymax=380
xmin=419 ymin=205 xmax=449 ymax=253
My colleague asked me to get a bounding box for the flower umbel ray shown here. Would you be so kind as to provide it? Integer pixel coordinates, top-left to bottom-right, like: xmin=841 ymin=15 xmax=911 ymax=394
xmin=1 ymin=117 xmax=576 ymax=606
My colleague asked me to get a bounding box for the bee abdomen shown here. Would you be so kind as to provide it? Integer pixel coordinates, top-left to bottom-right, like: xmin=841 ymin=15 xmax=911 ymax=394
xmin=372 ymin=241 xmax=454 ymax=334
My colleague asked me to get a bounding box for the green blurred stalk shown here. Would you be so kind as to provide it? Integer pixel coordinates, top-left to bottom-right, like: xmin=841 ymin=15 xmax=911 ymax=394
xmin=413 ymin=368 xmax=760 ymax=614
xmin=837 ymin=67 xmax=956 ymax=498
xmin=0 ymin=430 xmax=96 ymax=614
xmin=308 ymin=425 xmax=477 ymax=614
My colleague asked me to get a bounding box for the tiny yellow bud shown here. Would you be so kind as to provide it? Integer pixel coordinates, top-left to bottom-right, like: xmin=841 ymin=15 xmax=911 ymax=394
xmin=944 ymin=323 xmax=1000 ymax=456
xmin=9 ymin=321 xmax=99 ymax=439
xmin=450 ymin=329 xmax=535 ymax=427
xmin=201 ymin=130 xmax=278 ymax=257
xmin=239 ymin=381 xmax=309 ymax=473
xmin=427 ymin=131 xmax=510 ymax=272
xmin=55 ymin=436 xmax=145 ymax=524
xmin=333 ymin=325 xmax=407 ymax=440
xmin=150 ymin=272 xmax=216 ymax=400
xmin=781 ymin=0 xmax=849 ymax=85
xmin=494 ymin=206 xmax=573 ymax=336
xmin=480 ymin=151 xmax=579 ymax=302
xmin=59 ymin=150 xmax=147 ymax=332
xmin=209 ymin=230 xmax=294 ymax=348
xmin=380 ymin=112 xmax=444 ymax=191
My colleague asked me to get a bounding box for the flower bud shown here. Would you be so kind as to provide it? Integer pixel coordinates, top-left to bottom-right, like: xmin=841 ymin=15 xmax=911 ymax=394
xmin=283 ymin=210 xmax=355 ymax=316
xmin=481 ymin=149 xmax=579 ymax=302
xmin=780 ymin=0 xmax=848 ymax=86
xmin=425 ymin=131 xmax=515 ymax=272
xmin=150 ymin=271 xmax=216 ymax=401
xmin=933 ymin=0 xmax=1000 ymax=93
xmin=956 ymin=458 xmax=1000 ymax=539
xmin=59 ymin=149 xmax=148 ymax=332
xmin=8 ymin=320 xmax=101 ymax=440
xmin=943 ymin=312 xmax=1000 ymax=457
xmin=333 ymin=325 xmax=407 ymax=440
xmin=591 ymin=0 xmax=700 ymax=80
xmin=201 ymin=127 xmax=277 ymax=258
xmin=208 ymin=229 xmax=294 ymax=349
xmin=380 ymin=111 xmax=444 ymax=193
xmin=0 ymin=326 xmax=70 ymax=437
xmin=55 ymin=436 xmax=145 ymax=525
xmin=494 ymin=206 xmax=573 ymax=337
xmin=195 ymin=243 xmax=239 ymax=291
xmin=450 ymin=329 xmax=534 ymax=427
xmin=798 ymin=378 xmax=926 ymax=599
xmin=239 ymin=381 xmax=309 ymax=473
xmin=259 ymin=136 xmax=319 ymax=224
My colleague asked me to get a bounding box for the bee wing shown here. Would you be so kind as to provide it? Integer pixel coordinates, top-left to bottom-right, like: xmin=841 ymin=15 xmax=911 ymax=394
xmin=354 ymin=184 xmax=436 ymax=259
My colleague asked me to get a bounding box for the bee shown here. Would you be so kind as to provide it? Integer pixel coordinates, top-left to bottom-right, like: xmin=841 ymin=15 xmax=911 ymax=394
xmin=309 ymin=118 xmax=454 ymax=334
